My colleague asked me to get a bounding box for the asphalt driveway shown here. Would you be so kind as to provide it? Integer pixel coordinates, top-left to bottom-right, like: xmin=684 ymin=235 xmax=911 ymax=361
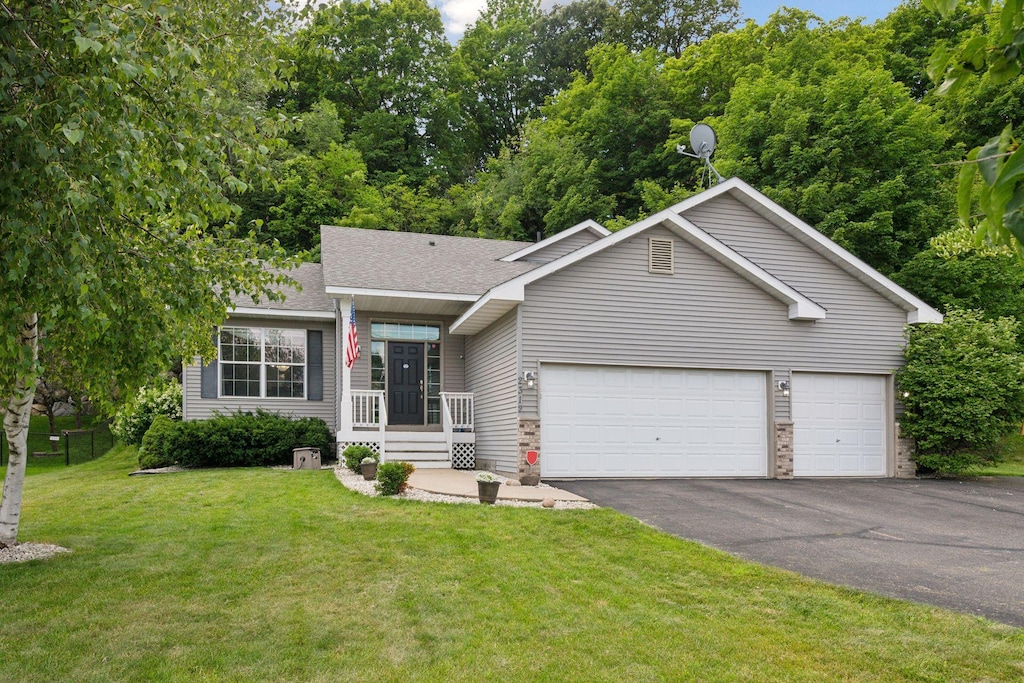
xmin=554 ymin=477 xmax=1024 ymax=628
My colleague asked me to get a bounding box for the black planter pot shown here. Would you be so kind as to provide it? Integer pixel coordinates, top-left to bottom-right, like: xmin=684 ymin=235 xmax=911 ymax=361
xmin=477 ymin=480 xmax=500 ymax=504
xmin=361 ymin=462 xmax=378 ymax=480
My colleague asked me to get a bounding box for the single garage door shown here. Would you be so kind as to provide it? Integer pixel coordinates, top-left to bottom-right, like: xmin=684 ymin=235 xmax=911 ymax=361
xmin=792 ymin=373 xmax=887 ymax=477
xmin=540 ymin=364 xmax=767 ymax=478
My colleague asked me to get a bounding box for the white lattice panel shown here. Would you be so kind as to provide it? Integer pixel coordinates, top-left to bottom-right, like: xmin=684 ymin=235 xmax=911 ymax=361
xmin=340 ymin=441 xmax=381 ymax=456
xmin=451 ymin=443 xmax=475 ymax=469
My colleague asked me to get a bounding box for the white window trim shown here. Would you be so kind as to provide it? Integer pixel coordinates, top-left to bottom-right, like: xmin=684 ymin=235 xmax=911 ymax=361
xmin=219 ymin=326 xmax=307 ymax=400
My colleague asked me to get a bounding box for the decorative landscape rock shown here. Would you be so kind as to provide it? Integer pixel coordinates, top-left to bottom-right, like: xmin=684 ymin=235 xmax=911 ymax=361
xmin=542 ymin=498 xmax=556 ymax=508
xmin=0 ymin=543 xmax=72 ymax=564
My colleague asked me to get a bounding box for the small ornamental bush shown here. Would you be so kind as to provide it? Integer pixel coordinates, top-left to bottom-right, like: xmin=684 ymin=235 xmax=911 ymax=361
xmin=343 ymin=444 xmax=377 ymax=472
xmin=142 ymin=410 xmax=331 ymax=469
xmin=376 ymin=461 xmax=415 ymax=496
xmin=111 ymin=379 xmax=182 ymax=445
xmin=475 ymin=471 xmax=498 ymax=483
xmin=896 ymin=308 xmax=1024 ymax=475
xmin=138 ymin=414 xmax=179 ymax=469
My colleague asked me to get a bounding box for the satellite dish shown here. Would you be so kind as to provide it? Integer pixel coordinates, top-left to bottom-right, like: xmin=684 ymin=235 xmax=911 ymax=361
xmin=689 ymin=123 xmax=717 ymax=159
xmin=677 ymin=123 xmax=724 ymax=186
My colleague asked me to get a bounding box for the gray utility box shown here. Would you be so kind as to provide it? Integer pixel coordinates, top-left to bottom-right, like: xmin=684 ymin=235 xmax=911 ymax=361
xmin=292 ymin=447 xmax=321 ymax=470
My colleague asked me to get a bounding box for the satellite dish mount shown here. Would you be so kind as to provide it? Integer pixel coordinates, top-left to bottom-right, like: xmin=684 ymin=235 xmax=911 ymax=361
xmin=677 ymin=123 xmax=724 ymax=187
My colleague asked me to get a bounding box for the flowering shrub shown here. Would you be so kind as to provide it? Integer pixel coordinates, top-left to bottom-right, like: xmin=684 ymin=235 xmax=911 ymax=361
xmin=111 ymin=379 xmax=182 ymax=445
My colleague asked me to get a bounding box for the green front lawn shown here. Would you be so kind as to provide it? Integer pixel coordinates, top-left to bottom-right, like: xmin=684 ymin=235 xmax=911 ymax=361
xmin=0 ymin=415 xmax=114 ymax=474
xmin=1 ymin=447 xmax=1020 ymax=682
xmin=977 ymin=433 xmax=1024 ymax=476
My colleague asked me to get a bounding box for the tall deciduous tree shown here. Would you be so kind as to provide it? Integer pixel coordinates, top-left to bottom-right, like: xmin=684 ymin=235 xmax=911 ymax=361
xmin=0 ymin=0 xmax=294 ymax=548
xmin=607 ymin=0 xmax=739 ymax=58
xmin=279 ymin=0 xmax=457 ymax=184
xmin=710 ymin=23 xmax=956 ymax=274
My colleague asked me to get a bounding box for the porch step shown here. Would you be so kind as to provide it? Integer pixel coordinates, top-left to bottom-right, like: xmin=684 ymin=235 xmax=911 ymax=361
xmin=384 ymin=430 xmax=450 ymax=465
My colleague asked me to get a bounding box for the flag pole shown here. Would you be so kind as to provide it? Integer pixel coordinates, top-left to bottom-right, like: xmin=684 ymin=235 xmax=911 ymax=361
xmin=340 ymin=294 xmax=353 ymax=435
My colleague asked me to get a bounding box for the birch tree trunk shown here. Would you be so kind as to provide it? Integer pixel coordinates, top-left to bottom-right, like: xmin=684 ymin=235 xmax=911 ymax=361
xmin=0 ymin=313 xmax=40 ymax=549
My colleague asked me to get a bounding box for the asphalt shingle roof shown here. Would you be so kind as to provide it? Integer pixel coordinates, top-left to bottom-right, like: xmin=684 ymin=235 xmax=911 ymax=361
xmin=320 ymin=226 xmax=540 ymax=295
xmin=230 ymin=262 xmax=331 ymax=312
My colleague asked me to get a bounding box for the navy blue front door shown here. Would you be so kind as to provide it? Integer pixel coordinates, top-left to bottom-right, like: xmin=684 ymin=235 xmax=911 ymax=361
xmin=388 ymin=343 xmax=424 ymax=425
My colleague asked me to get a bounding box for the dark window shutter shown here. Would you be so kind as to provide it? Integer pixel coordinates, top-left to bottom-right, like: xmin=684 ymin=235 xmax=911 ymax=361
xmin=307 ymin=329 xmax=323 ymax=401
xmin=201 ymin=360 xmax=218 ymax=398
xmin=201 ymin=330 xmax=219 ymax=398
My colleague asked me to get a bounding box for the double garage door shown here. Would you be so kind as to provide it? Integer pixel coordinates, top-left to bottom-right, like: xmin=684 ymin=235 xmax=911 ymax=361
xmin=540 ymin=365 xmax=887 ymax=478
xmin=540 ymin=365 xmax=768 ymax=478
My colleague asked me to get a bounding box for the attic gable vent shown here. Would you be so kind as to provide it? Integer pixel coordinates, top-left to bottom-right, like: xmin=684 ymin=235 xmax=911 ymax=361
xmin=648 ymin=238 xmax=674 ymax=274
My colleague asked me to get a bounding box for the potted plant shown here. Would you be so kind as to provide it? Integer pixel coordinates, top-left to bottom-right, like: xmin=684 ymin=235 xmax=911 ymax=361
xmin=476 ymin=471 xmax=501 ymax=505
xmin=360 ymin=456 xmax=378 ymax=480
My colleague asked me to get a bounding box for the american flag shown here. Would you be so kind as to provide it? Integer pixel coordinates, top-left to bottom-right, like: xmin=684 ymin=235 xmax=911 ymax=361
xmin=345 ymin=299 xmax=360 ymax=369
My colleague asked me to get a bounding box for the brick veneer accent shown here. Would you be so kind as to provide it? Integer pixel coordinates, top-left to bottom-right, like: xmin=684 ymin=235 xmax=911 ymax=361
xmin=895 ymin=421 xmax=916 ymax=479
xmin=518 ymin=418 xmax=541 ymax=477
xmin=775 ymin=421 xmax=794 ymax=479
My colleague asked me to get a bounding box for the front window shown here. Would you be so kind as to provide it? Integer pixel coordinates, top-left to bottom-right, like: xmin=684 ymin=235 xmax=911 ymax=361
xmin=220 ymin=327 xmax=305 ymax=399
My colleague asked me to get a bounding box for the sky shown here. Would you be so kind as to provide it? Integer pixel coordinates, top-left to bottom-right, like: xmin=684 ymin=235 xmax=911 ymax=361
xmin=433 ymin=0 xmax=906 ymax=40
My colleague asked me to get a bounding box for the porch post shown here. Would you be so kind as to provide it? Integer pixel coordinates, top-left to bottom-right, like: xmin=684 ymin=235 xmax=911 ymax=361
xmin=339 ymin=294 xmax=353 ymax=434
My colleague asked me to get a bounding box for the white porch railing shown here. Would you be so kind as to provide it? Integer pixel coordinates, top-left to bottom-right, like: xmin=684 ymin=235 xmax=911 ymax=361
xmin=352 ymin=390 xmax=385 ymax=427
xmin=350 ymin=390 xmax=387 ymax=461
xmin=442 ymin=392 xmax=474 ymax=431
xmin=441 ymin=392 xmax=474 ymax=464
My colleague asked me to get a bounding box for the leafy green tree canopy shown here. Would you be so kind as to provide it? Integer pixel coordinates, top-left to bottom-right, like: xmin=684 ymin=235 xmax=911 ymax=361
xmin=710 ymin=21 xmax=956 ymax=273
xmin=0 ymin=0 xmax=295 ymax=547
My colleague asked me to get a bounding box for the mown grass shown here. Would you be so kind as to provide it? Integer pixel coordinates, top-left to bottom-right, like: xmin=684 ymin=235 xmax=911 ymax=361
xmin=0 ymin=415 xmax=113 ymax=473
xmin=977 ymin=433 xmax=1024 ymax=476
xmin=1 ymin=446 xmax=1021 ymax=682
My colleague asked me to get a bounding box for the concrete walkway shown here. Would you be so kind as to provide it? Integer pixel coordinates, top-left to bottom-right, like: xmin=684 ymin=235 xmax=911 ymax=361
xmin=408 ymin=469 xmax=588 ymax=502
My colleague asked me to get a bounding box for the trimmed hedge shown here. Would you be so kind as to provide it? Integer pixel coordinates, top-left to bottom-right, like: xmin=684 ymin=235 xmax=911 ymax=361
xmin=139 ymin=410 xmax=332 ymax=469
xmin=138 ymin=414 xmax=179 ymax=469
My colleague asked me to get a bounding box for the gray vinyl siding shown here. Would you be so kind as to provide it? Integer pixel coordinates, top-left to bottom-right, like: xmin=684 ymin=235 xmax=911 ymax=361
xmin=464 ymin=309 xmax=519 ymax=474
xmin=522 ymin=230 xmax=603 ymax=264
xmin=184 ymin=315 xmax=338 ymax=430
xmin=519 ymin=221 xmax=907 ymax=422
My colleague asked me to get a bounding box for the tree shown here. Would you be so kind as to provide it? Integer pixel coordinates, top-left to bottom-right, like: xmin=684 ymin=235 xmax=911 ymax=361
xmin=893 ymin=227 xmax=1024 ymax=324
xmin=532 ymin=0 xmax=614 ymax=93
xmin=607 ymin=0 xmax=739 ymax=58
xmin=454 ymin=0 xmax=547 ymax=161
xmin=897 ymin=309 xmax=1024 ymax=475
xmin=712 ymin=33 xmax=956 ymax=273
xmin=923 ymin=0 xmax=1024 ymax=253
xmin=278 ymin=0 xmax=457 ymax=185
xmin=470 ymin=121 xmax=615 ymax=240
xmin=0 ymin=1 xmax=295 ymax=548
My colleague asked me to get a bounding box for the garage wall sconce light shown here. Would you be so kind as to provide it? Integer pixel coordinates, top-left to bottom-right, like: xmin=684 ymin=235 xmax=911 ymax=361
xmin=775 ymin=380 xmax=791 ymax=397
xmin=521 ymin=371 xmax=537 ymax=389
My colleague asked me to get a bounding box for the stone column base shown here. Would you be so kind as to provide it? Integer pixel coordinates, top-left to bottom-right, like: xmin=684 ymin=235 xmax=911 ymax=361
xmin=895 ymin=421 xmax=916 ymax=478
xmin=775 ymin=421 xmax=794 ymax=479
xmin=517 ymin=418 xmax=541 ymax=481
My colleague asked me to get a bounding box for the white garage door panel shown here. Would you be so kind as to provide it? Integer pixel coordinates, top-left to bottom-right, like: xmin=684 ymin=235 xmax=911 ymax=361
xmin=540 ymin=365 xmax=768 ymax=478
xmin=792 ymin=373 xmax=887 ymax=477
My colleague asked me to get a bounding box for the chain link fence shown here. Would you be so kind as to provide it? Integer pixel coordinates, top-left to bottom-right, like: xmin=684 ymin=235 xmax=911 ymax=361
xmin=1 ymin=424 xmax=114 ymax=468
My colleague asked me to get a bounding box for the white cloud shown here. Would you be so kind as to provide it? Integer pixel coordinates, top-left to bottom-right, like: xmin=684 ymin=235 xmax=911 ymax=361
xmin=432 ymin=0 xmax=488 ymax=38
